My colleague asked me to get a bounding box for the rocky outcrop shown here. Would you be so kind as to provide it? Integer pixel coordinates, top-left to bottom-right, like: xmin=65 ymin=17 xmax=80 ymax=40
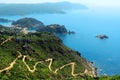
xmin=68 ymin=31 xmax=75 ymax=34
xmin=37 ymin=24 xmax=67 ymax=34
xmin=96 ymin=35 xmax=109 ymax=39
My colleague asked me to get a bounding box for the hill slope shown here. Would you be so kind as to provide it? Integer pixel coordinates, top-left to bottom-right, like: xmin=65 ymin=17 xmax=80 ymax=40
xmin=12 ymin=18 xmax=44 ymax=29
xmin=0 ymin=26 xmax=120 ymax=80
xmin=0 ymin=31 xmax=95 ymax=80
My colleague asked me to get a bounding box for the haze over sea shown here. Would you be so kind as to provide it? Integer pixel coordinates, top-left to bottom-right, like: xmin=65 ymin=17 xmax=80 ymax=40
xmin=0 ymin=8 xmax=120 ymax=76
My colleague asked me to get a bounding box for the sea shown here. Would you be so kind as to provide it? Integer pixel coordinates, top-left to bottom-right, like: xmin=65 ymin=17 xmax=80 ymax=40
xmin=0 ymin=9 xmax=120 ymax=76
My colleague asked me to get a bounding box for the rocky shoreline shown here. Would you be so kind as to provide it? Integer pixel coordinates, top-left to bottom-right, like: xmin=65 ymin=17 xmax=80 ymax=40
xmin=87 ymin=61 xmax=98 ymax=77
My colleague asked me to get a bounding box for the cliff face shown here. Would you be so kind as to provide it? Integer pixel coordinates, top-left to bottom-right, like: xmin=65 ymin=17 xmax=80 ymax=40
xmin=0 ymin=31 xmax=95 ymax=79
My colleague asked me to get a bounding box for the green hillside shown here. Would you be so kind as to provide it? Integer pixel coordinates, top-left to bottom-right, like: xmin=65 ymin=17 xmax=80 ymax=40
xmin=0 ymin=30 xmax=96 ymax=80
xmin=0 ymin=26 xmax=119 ymax=80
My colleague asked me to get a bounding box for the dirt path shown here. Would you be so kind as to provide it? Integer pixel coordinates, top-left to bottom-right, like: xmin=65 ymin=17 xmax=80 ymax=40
xmin=22 ymin=55 xmax=44 ymax=73
xmin=54 ymin=62 xmax=81 ymax=76
xmin=23 ymin=56 xmax=79 ymax=76
xmin=18 ymin=55 xmax=93 ymax=77
xmin=0 ymin=36 xmax=96 ymax=77
xmin=0 ymin=51 xmax=95 ymax=77
xmin=0 ymin=51 xmax=22 ymax=73
xmin=0 ymin=36 xmax=13 ymax=45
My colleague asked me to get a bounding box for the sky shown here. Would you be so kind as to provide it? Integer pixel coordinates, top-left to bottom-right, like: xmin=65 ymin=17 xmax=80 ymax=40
xmin=0 ymin=0 xmax=120 ymax=9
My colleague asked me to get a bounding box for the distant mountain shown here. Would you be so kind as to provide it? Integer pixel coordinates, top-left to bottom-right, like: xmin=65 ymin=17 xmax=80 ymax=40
xmin=0 ymin=2 xmax=88 ymax=16
xmin=0 ymin=18 xmax=13 ymax=22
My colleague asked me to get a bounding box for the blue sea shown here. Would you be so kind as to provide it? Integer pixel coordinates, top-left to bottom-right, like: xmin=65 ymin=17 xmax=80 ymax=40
xmin=0 ymin=9 xmax=120 ymax=76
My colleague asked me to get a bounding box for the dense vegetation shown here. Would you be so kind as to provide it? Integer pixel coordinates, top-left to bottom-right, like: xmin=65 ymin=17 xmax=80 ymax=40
xmin=0 ymin=2 xmax=87 ymax=16
xmin=0 ymin=27 xmax=96 ymax=80
xmin=12 ymin=18 xmax=44 ymax=29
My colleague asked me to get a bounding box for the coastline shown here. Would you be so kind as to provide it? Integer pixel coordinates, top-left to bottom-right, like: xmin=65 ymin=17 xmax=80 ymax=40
xmin=88 ymin=61 xmax=98 ymax=77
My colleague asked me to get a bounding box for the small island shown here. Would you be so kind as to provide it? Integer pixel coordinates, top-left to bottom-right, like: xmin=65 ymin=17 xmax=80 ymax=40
xmin=68 ymin=30 xmax=75 ymax=34
xmin=96 ymin=35 xmax=109 ymax=39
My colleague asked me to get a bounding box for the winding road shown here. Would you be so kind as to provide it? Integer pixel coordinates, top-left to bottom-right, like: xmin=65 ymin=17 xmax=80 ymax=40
xmin=0 ymin=36 xmax=96 ymax=77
